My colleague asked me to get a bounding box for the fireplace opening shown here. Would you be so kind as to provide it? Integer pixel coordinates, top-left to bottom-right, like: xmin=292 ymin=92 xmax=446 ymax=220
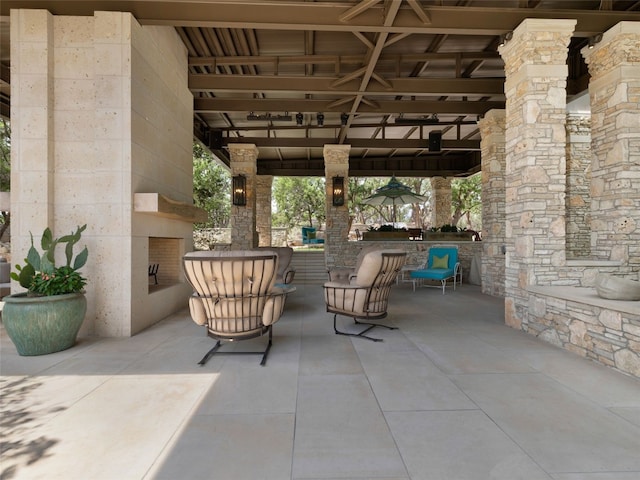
xmin=148 ymin=237 xmax=182 ymax=293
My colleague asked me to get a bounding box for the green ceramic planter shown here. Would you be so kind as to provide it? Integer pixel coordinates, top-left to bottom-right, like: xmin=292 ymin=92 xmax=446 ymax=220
xmin=2 ymin=292 xmax=87 ymax=356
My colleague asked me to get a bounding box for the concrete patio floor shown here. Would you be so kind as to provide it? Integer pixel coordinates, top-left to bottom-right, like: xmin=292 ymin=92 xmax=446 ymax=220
xmin=2 ymin=282 xmax=640 ymax=480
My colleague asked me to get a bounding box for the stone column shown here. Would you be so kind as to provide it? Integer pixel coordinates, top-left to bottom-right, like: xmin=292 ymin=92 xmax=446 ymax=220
xmin=499 ymin=19 xmax=575 ymax=329
xmin=229 ymin=144 xmax=258 ymax=249
xmin=478 ymin=110 xmax=506 ymax=297
xmin=256 ymin=175 xmax=273 ymax=246
xmin=430 ymin=177 xmax=452 ymax=228
xmin=582 ymin=22 xmax=640 ymax=273
xmin=324 ymin=144 xmax=350 ymax=268
xmin=566 ymin=114 xmax=592 ymax=258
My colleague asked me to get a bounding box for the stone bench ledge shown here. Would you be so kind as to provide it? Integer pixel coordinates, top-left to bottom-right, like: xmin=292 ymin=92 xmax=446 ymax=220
xmin=566 ymin=259 xmax=623 ymax=267
xmin=528 ymin=285 xmax=640 ymax=316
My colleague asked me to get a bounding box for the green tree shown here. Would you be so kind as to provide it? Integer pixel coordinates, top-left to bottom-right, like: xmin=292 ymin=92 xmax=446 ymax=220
xmin=0 ymin=118 xmax=11 ymax=239
xmin=192 ymin=142 xmax=230 ymax=229
xmin=451 ymin=174 xmax=482 ymax=230
xmin=272 ymin=177 xmax=325 ymax=229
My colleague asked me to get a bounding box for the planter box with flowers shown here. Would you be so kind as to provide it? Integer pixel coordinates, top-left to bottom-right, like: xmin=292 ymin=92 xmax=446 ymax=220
xmin=3 ymin=225 xmax=89 ymax=356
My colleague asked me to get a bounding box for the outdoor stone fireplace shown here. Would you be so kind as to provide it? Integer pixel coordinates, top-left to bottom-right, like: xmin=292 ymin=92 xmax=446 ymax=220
xmin=148 ymin=237 xmax=182 ymax=290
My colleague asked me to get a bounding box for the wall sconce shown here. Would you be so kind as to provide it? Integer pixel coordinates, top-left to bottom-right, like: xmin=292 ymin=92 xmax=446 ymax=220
xmin=498 ymin=31 xmax=513 ymax=47
xmin=332 ymin=176 xmax=345 ymax=207
xmin=588 ymin=33 xmax=603 ymax=49
xmin=317 ymin=113 xmax=324 ymax=127
xmin=232 ymin=175 xmax=247 ymax=206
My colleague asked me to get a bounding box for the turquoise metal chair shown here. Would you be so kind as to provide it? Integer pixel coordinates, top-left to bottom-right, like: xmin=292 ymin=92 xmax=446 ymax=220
xmin=302 ymin=226 xmax=324 ymax=245
xmin=410 ymin=245 xmax=461 ymax=294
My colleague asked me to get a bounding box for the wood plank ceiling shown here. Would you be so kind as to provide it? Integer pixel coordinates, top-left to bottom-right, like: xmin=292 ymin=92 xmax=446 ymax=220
xmin=1 ymin=0 xmax=639 ymax=177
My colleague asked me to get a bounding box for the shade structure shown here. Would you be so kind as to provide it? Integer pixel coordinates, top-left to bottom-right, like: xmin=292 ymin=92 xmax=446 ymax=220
xmin=362 ymin=176 xmax=427 ymax=226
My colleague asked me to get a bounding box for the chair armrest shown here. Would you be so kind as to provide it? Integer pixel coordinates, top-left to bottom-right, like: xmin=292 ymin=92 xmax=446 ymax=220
xmin=283 ymin=268 xmax=296 ymax=284
xmin=323 ymin=281 xmax=366 ymax=290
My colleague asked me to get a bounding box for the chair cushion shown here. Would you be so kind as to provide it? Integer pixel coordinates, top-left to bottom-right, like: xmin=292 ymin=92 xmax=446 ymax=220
xmin=411 ymin=268 xmax=454 ymax=280
xmin=431 ymin=254 xmax=449 ymax=269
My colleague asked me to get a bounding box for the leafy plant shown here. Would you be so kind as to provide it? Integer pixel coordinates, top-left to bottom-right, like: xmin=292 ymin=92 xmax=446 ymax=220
xmin=11 ymin=225 xmax=89 ymax=296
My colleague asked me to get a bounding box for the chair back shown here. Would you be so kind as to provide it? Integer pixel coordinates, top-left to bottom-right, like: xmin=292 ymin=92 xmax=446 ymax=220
xmin=361 ymin=251 xmax=406 ymax=315
xmin=324 ymin=249 xmax=405 ymax=319
xmin=253 ymin=246 xmax=294 ymax=284
xmin=301 ymin=226 xmax=316 ymax=243
xmin=183 ymin=251 xmax=283 ymax=335
xmin=427 ymin=245 xmax=459 ymax=270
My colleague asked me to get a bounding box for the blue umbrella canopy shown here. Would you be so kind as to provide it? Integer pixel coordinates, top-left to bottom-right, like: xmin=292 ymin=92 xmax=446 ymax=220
xmin=362 ymin=176 xmax=427 ymax=225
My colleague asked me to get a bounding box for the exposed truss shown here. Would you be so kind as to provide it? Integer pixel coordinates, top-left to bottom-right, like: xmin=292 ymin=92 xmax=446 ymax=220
xmin=1 ymin=0 xmax=639 ymax=176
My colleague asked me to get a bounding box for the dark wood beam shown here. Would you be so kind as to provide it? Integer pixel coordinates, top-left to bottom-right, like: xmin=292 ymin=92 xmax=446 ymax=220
xmin=189 ymin=74 xmax=506 ymax=96
xmin=2 ymin=2 xmax=634 ymax=37
xmin=225 ymin=137 xmax=480 ymax=150
xmin=194 ymin=97 xmax=503 ymax=115
xmin=256 ymin=152 xmax=481 ymax=177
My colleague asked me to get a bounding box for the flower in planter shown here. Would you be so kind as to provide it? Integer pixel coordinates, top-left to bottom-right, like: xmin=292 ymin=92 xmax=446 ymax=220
xmin=11 ymin=225 xmax=88 ymax=296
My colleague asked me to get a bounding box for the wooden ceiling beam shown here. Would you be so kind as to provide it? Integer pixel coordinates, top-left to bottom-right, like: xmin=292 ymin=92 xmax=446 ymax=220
xmin=2 ymin=2 xmax=634 ymax=36
xmin=194 ymin=98 xmax=503 ymax=115
xmin=189 ymin=74 xmax=505 ymax=96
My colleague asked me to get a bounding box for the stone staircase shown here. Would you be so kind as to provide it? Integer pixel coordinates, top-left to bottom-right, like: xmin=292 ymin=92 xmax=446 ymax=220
xmin=290 ymin=250 xmax=327 ymax=284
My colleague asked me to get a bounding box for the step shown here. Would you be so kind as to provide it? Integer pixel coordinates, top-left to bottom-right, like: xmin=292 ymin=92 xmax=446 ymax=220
xmin=290 ymin=250 xmax=327 ymax=284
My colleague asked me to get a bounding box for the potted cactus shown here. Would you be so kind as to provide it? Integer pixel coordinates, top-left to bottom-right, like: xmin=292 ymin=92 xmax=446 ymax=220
xmin=2 ymin=225 xmax=89 ymax=356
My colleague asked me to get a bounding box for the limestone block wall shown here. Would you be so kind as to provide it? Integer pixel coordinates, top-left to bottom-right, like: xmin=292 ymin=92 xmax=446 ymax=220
xmin=499 ymin=19 xmax=576 ymax=329
xmin=128 ymin=21 xmax=194 ymax=335
xmin=478 ymin=110 xmax=506 ymax=297
xmin=323 ymin=145 xmax=350 ymax=267
xmin=565 ymin=114 xmax=592 ymax=258
xmin=430 ymin=177 xmax=452 ymax=228
xmin=328 ymin=240 xmax=482 ymax=282
xmin=256 ymin=175 xmax=273 ymax=246
xmin=229 ymin=144 xmax=258 ymax=250
xmin=582 ymin=22 xmax=640 ymax=275
xmin=528 ymin=287 xmax=640 ymax=378
xmin=10 ymin=10 xmax=194 ymax=337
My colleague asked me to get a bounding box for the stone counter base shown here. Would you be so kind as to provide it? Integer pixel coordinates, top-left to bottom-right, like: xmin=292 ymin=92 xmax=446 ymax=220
xmin=527 ymin=286 xmax=640 ymax=379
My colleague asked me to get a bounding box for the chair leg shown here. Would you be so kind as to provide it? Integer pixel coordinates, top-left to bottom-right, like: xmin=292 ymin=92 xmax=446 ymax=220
xmin=198 ymin=328 xmax=274 ymax=367
xmin=198 ymin=340 xmax=222 ymax=366
xmin=333 ymin=314 xmax=396 ymax=342
xmin=259 ymin=328 xmax=273 ymax=366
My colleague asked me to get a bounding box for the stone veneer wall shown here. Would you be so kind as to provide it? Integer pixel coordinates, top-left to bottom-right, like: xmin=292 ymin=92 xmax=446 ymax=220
xmin=10 ymin=10 xmax=194 ymax=336
xmin=478 ymin=110 xmax=506 ymax=297
xmin=328 ymin=240 xmax=482 ymax=281
xmin=256 ymin=175 xmax=273 ymax=246
xmin=565 ymin=114 xmax=592 ymax=258
xmin=499 ymin=19 xmax=576 ymax=329
xmin=229 ymin=144 xmax=258 ymax=250
xmin=430 ymin=177 xmax=452 ymax=228
xmin=323 ymin=145 xmax=350 ymax=268
xmin=528 ymin=287 xmax=640 ymax=378
xmin=582 ymin=22 xmax=640 ymax=276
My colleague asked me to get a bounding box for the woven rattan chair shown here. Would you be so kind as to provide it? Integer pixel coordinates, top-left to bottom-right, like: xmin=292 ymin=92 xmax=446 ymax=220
xmin=183 ymin=251 xmax=287 ymax=366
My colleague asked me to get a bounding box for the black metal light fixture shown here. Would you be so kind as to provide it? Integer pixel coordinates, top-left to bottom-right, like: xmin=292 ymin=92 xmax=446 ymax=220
xmin=296 ymin=112 xmax=304 ymax=125
xmin=498 ymin=31 xmax=513 ymax=47
xmin=317 ymin=113 xmax=324 ymax=126
xmin=340 ymin=113 xmax=349 ymax=126
xmin=588 ymin=33 xmax=603 ymax=49
xmin=332 ymin=176 xmax=345 ymax=207
xmin=232 ymin=175 xmax=247 ymax=206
